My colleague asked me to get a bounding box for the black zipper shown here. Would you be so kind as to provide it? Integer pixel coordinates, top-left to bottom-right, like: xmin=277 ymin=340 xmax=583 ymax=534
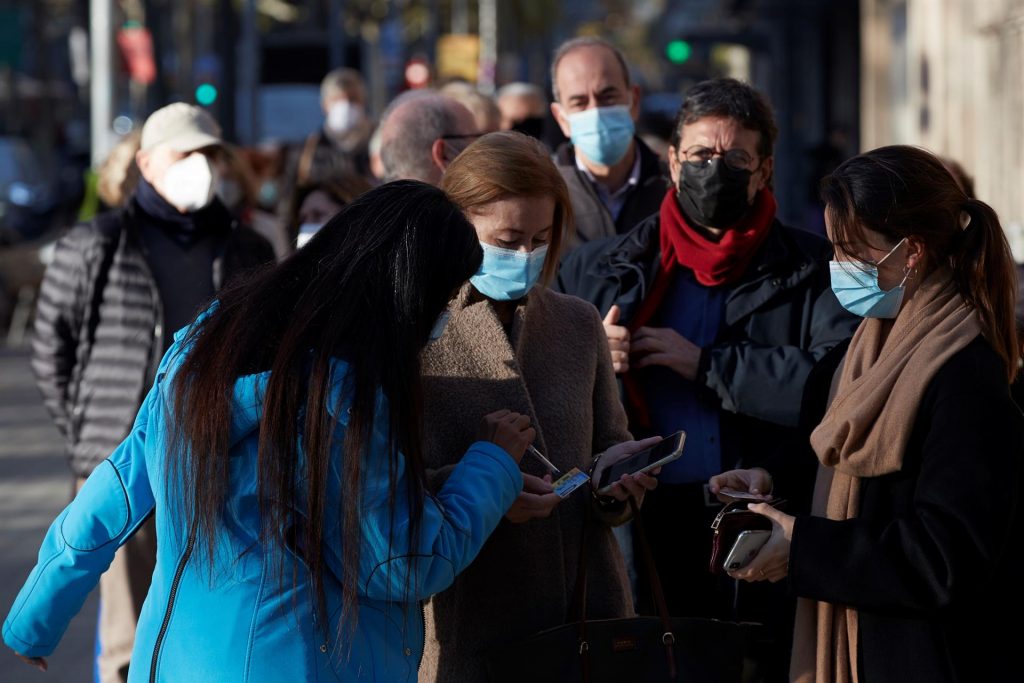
xmin=149 ymin=525 xmax=197 ymax=682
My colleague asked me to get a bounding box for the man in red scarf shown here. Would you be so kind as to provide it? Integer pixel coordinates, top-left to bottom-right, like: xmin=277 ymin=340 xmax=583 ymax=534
xmin=555 ymin=78 xmax=858 ymax=683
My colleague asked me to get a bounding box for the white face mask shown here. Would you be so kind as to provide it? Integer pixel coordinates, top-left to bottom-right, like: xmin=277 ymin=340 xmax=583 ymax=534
xmin=326 ymin=100 xmax=364 ymax=134
xmin=161 ymin=153 xmax=215 ymax=213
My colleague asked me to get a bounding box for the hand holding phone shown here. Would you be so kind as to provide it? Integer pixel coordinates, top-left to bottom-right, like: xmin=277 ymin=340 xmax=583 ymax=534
xmin=723 ymin=529 xmax=771 ymax=571
xmin=593 ymin=431 xmax=686 ymax=495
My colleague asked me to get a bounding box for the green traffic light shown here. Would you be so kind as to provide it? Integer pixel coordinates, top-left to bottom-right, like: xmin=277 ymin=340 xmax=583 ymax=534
xmin=195 ymin=83 xmax=218 ymax=106
xmin=666 ymin=40 xmax=692 ymax=64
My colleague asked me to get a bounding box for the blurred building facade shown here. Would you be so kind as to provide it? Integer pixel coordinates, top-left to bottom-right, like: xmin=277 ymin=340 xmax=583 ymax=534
xmin=862 ymin=0 xmax=1024 ymax=257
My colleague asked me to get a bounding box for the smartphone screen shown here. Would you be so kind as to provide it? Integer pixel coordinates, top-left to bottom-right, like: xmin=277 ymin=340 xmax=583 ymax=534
xmin=596 ymin=431 xmax=685 ymax=491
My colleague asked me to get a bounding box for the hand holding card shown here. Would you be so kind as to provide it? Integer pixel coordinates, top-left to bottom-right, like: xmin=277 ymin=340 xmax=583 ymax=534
xmin=552 ymin=468 xmax=589 ymax=498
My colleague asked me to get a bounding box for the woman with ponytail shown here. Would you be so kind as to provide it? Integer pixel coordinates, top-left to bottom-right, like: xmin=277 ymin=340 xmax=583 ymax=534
xmin=709 ymin=146 xmax=1024 ymax=683
xmin=4 ymin=181 xmax=537 ymax=681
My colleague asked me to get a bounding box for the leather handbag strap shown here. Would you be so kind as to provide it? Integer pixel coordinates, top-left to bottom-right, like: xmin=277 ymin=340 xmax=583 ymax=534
xmin=570 ymin=496 xmax=677 ymax=680
xmin=571 ymin=503 xmax=591 ymax=682
xmin=629 ymin=497 xmax=677 ymax=679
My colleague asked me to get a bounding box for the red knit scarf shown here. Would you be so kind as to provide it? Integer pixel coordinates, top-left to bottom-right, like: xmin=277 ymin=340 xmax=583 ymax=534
xmin=622 ymin=188 xmax=777 ymax=430
xmin=659 ymin=187 xmax=777 ymax=287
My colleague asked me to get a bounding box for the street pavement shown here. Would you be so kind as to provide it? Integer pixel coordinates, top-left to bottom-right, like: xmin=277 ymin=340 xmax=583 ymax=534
xmin=0 ymin=345 xmax=97 ymax=682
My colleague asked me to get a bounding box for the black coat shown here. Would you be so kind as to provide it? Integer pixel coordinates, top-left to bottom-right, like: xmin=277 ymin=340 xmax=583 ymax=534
xmin=554 ymin=137 xmax=670 ymax=247
xmin=791 ymin=336 xmax=1024 ymax=683
xmin=554 ymin=213 xmax=859 ymax=504
xmin=31 ymin=199 xmax=274 ymax=477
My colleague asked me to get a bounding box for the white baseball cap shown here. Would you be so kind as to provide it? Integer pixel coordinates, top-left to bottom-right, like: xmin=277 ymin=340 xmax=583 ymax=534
xmin=140 ymin=102 xmax=223 ymax=153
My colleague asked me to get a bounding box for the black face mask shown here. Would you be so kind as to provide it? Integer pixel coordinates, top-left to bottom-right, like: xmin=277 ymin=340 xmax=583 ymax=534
xmin=677 ymin=158 xmax=753 ymax=229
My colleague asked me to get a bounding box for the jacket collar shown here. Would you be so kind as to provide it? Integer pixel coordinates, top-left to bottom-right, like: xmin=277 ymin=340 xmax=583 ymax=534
xmin=587 ymin=213 xmax=822 ymax=326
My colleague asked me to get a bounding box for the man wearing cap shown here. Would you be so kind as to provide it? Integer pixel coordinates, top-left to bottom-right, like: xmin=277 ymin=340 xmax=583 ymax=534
xmin=29 ymin=102 xmax=274 ymax=683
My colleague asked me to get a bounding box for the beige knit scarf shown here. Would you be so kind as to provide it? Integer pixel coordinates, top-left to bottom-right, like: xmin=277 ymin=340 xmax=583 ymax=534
xmin=791 ymin=268 xmax=981 ymax=683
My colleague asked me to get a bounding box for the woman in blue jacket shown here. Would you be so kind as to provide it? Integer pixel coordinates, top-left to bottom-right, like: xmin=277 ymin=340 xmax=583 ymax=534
xmin=3 ymin=180 xmax=534 ymax=681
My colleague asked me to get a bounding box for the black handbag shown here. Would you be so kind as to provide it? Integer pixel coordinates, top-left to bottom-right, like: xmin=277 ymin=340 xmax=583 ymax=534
xmin=483 ymin=499 xmax=761 ymax=683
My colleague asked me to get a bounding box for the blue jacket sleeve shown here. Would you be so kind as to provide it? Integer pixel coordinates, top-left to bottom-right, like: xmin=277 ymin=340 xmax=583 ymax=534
xmin=2 ymin=381 xmax=160 ymax=658
xmin=323 ymin=409 xmax=522 ymax=602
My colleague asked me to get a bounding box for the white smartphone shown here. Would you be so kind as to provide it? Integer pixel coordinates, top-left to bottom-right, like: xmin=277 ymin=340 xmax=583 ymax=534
xmin=593 ymin=431 xmax=686 ymax=495
xmin=723 ymin=529 xmax=771 ymax=571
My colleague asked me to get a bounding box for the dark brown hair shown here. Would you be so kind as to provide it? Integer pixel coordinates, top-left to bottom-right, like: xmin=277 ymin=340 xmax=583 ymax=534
xmin=671 ymin=77 xmax=778 ymax=161
xmin=822 ymin=145 xmax=1019 ymax=381
xmin=440 ymin=130 xmax=574 ymax=285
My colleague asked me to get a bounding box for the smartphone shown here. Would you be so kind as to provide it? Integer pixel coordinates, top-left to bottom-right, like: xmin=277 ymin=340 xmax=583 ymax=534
xmin=723 ymin=529 xmax=771 ymax=571
xmin=594 ymin=431 xmax=686 ymax=495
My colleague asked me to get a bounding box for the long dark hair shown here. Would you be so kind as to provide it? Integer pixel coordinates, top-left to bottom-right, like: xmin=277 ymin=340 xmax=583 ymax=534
xmin=821 ymin=145 xmax=1019 ymax=381
xmin=168 ymin=180 xmax=482 ymax=633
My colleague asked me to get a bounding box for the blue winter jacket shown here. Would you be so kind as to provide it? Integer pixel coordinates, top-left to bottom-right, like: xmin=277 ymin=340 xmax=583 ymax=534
xmin=3 ymin=329 xmax=523 ymax=681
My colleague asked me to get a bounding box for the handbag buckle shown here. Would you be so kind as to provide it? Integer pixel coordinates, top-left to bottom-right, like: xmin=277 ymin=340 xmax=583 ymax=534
xmin=578 ymin=640 xmax=589 ymax=655
xmin=661 ymin=631 xmax=675 ymax=646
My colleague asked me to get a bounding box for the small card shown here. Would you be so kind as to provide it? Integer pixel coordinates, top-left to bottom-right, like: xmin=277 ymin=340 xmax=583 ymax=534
xmin=552 ymin=467 xmax=589 ymax=498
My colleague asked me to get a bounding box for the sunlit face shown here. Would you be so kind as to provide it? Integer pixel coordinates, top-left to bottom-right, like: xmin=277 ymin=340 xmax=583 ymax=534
xmin=669 ymin=115 xmax=772 ymax=205
xmin=824 ymin=208 xmax=909 ymax=291
xmin=298 ymin=190 xmax=345 ymax=226
xmin=468 ymin=195 xmax=556 ymax=253
xmin=551 ymin=46 xmax=640 ymax=137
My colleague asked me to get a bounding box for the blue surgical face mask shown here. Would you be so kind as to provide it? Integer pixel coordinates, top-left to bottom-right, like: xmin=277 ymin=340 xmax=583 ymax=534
xmin=829 ymin=238 xmax=909 ymax=318
xmin=429 ymin=310 xmax=450 ymax=341
xmin=470 ymin=243 xmax=548 ymax=301
xmin=567 ymin=104 xmax=635 ymax=166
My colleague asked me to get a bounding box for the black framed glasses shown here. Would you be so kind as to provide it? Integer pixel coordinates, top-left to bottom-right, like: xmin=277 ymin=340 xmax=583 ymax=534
xmin=682 ymin=145 xmax=757 ymax=171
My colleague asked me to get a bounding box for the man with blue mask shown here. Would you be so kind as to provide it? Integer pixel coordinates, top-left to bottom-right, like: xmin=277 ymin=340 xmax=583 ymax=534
xmin=550 ymin=37 xmax=670 ymax=249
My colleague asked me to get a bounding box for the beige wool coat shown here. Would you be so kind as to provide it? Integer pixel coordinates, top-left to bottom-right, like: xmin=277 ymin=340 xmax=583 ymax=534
xmin=417 ymin=283 xmax=634 ymax=683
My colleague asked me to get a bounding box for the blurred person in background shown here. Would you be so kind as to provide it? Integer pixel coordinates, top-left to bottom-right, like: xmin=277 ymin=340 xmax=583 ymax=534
xmin=550 ymin=37 xmax=669 ymax=248
xmin=495 ymin=82 xmax=548 ymax=139
xmin=286 ymin=173 xmax=373 ymax=249
xmin=420 ymin=131 xmax=659 ymax=682
xmin=378 ymin=92 xmax=479 ymax=185
xmin=27 ymin=102 xmax=274 ymax=683
xmin=440 ymin=80 xmax=502 ymax=134
xmin=213 ymin=144 xmax=294 ymax=260
xmin=291 ymin=67 xmax=375 ymax=185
